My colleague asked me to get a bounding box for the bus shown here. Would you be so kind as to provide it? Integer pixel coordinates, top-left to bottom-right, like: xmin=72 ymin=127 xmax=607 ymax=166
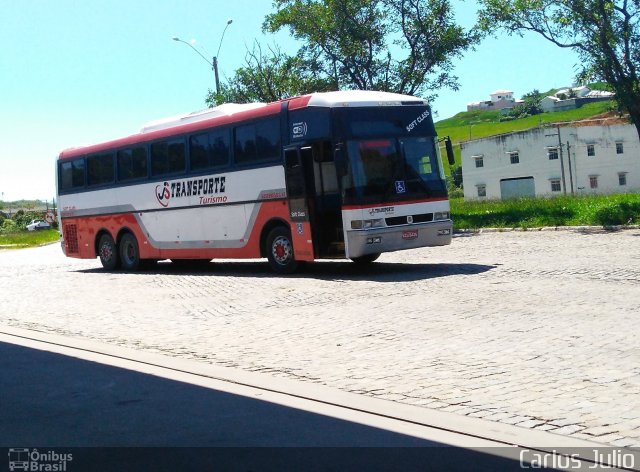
xmin=56 ymin=90 xmax=455 ymax=273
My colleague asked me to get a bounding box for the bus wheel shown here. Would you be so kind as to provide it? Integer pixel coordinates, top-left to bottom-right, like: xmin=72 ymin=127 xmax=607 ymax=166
xmin=350 ymin=253 xmax=381 ymax=264
xmin=119 ymin=233 xmax=141 ymax=271
xmin=266 ymin=226 xmax=299 ymax=274
xmin=98 ymin=234 xmax=120 ymax=271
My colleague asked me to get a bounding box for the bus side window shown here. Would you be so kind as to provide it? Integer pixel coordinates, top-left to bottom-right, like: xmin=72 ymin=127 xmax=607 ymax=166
xmin=87 ymin=153 xmax=114 ymax=186
xmin=59 ymin=158 xmax=85 ymax=191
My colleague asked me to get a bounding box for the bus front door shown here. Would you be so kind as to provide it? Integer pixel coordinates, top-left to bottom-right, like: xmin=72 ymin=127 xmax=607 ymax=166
xmin=284 ymin=147 xmax=316 ymax=261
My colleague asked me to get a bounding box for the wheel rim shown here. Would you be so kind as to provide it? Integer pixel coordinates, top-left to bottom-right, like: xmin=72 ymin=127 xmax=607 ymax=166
xmin=271 ymin=235 xmax=293 ymax=265
xmin=122 ymin=241 xmax=136 ymax=265
xmin=100 ymin=242 xmax=114 ymax=262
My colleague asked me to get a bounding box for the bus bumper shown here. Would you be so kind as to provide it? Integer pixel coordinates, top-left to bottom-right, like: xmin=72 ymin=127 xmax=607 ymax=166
xmin=345 ymin=220 xmax=453 ymax=259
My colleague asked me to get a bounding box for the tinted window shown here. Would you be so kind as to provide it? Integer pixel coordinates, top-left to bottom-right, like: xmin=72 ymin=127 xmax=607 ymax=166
xmin=87 ymin=152 xmax=114 ymax=186
xmin=117 ymin=146 xmax=148 ymax=181
xmin=190 ymin=129 xmax=229 ymax=171
xmin=59 ymin=158 xmax=85 ymax=191
xmin=234 ymin=118 xmax=280 ymax=165
xmin=151 ymin=139 xmax=185 ymax=176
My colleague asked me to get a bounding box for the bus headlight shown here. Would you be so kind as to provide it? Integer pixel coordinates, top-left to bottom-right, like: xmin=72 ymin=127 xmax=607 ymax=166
xmin=351 ymin=219 xmax=385 ymax=230
xmin=434 ymin=212 xmax=450 ymax=221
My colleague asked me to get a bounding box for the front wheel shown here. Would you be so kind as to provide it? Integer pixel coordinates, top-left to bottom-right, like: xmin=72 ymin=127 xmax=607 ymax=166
xmin=98 ymin=234 xmax=119 ymax=271
xmin=119 ymin=233 xmax=141 ymax=271
xmin=350 ymin=253 xmax=381 ymax=264
xmin=266 ymin=226 xmax=299 ymax=274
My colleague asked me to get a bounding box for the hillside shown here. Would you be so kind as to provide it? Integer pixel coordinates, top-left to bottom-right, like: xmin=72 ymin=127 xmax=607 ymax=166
xmin=435 ymin=100 xmax=619 ymax=169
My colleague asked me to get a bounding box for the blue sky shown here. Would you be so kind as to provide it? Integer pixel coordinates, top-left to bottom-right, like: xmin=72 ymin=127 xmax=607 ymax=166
xmin=0 ymin=0 xmax=581 ymax=201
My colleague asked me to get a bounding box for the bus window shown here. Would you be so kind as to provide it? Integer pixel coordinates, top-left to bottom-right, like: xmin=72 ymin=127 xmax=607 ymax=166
xmin=190 ymin=129 xmax=229 ymax=171
xmin=234 ymin=118 xmax=280 ymax=165
xmin=87 ymin=152 xmax=115 ymax=186
xmin=117 ymin=146 xmax=148 ymax=181
xmin=59 ymin=158 xmax=85 ymax=191
xmin=151 ymin=139 xmax=185 ymax=176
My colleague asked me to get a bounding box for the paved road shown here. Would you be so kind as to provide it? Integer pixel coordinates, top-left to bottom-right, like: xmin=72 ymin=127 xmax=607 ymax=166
xmin=1 ymin=229 xmax=639 ymax=448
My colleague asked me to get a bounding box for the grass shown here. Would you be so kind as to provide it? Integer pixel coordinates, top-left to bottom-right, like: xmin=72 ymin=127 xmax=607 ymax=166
xmin=0 ymin=229 xmax=60 ymax=249
xmin=450 ymin=193 xmax=640 ymax=230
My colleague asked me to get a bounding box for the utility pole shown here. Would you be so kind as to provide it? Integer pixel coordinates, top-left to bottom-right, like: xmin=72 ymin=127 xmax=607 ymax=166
xmin=557 ymin=125 xmax=567 ymax=195
xmin=566 ymin=140 xmax=575 ymax=194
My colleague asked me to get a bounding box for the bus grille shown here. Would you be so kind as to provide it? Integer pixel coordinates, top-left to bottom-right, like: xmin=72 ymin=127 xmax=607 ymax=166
xmin=385 ymin=213 xmax=433 ymax=226
xmin=65 ymin=225 xmax=79 ymax=254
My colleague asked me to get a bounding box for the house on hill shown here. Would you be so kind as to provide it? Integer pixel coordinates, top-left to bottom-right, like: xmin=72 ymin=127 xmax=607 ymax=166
xmin=540 ymin=86 xmax=615 ymax=113
xmin=461 ymin=121 xmax=639 ymax=200
xmin=467 ymin=89 xmax=522 ymax=112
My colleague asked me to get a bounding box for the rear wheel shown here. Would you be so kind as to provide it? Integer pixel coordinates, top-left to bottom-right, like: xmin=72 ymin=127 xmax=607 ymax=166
xmin=119 ymin=233 xmax=141 ymax=271
xmin=98 ymin=234 xmax=119 ymax=270
xmin=350 ymin=253 xmax=381 ymax=264
xmin=266 ymin=226 xmax=299 ymax=274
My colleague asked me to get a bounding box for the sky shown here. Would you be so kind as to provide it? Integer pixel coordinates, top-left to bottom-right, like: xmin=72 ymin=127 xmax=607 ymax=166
xmin=0 ymin=0 xmax=583 ymax=201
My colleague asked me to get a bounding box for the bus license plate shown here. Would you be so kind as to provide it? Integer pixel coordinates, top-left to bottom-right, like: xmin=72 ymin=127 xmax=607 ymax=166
xmin=402 ymin=230 xmax=418 ymax=240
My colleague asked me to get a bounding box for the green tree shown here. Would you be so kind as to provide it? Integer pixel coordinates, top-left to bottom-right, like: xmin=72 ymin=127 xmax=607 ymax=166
xmin=478 ymin=0 xmax=640 ymax=140
xmin=262 ymin=0 xmax=480 ymax=100
xmin=206 ymin=42 xmax=334 ymax=106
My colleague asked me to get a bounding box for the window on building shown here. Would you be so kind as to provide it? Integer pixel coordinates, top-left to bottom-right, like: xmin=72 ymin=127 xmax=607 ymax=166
xmin=477 ymin=185 xmax=486 ymax=197
xmin=619 ymin=173 xmax=627 ymax=186
xmin=473 ymin=155 xmax=484 ymax=168
xmin=587 ymin=144 xmax=596 ymax=157
xmin=508 ymin=151 xmax=519 ymax=164
xmin=589 ymin=175 xmax=599 ymax=189
xmin=547 ymin=148 xmax=559 ymax=160
xmin=616 ymin=142 xmax=624 ymax=155
xmin=550 ymin=179 xmax=561 ymax=192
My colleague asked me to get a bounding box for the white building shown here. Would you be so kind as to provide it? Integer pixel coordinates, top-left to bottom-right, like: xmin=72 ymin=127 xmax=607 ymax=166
xmin=467 ymin=89 xmax=520 ymax=112
xmin=539 ymin=86 xmax=615 ymax=113
xmin=461 ymin=122 xmax=640 ymax=200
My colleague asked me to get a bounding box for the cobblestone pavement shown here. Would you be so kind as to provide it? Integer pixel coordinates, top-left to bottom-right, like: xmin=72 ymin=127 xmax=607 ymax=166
xmin=1 ymin=229 xmax=639 ymax=448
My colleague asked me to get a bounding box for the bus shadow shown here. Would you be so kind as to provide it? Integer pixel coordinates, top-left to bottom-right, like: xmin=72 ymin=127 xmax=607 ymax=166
xmin=79 ymin=261 xmax=496 ymax=282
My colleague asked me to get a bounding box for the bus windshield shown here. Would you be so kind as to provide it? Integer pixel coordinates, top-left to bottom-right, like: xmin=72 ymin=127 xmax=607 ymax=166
xmin=343 ymin=136 xmax=446 ymax=204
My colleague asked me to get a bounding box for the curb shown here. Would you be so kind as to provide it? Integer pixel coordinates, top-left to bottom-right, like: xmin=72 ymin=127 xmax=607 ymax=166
xmin=454 ymin=224 xmax=640 ymax=235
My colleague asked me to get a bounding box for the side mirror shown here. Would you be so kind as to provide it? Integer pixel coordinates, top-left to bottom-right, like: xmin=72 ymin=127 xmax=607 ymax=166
xmin=445 ymin=137 xmax=455 ymax=166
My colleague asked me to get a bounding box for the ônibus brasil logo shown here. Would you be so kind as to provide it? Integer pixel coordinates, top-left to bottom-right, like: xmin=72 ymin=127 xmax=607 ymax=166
xmin=155 ymin=176 xmax=227 ymax=208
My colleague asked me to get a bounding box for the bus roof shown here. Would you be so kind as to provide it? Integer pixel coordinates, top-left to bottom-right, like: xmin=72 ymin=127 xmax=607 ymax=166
xmin=59 ymin=90 xmax=428 ymax=160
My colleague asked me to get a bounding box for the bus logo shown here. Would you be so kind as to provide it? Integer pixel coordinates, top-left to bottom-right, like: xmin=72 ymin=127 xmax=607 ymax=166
xmin=292 ymin=122 xmax=308 ymax=139
xmin=156 ymin=182 xmax=171 ymax=207
xmin=8 ymin=449 xmax=29 ymax=471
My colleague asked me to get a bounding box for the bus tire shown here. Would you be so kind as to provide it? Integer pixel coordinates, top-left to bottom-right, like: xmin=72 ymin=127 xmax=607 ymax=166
xmin=119 ymin=233 xmax=141 ymax=271
xmin=350 ymin=253 xmax=381 ymax=264
xmin=266 ymin=226 xmax=299 ymax=274
xmin=98 ymin=233 xmax=120 ymax=271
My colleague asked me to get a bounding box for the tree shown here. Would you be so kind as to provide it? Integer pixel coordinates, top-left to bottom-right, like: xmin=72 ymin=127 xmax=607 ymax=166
xmin=262 ymin=0 xmax=480 ymax=101
xmin=206 ymin=42 xmax=334 ymax=106
xmin=478 ymin=0 xmax=640 ymax=140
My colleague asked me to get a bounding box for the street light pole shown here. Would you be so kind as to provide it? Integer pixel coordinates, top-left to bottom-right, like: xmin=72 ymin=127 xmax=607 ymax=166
xmin=172 ymin=18 xmax=233 ymax=97
xmin=213 ymin=19 xmax=233 ymax=96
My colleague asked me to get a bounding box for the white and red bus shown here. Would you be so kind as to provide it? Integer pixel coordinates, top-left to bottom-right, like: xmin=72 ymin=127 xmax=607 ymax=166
xmin=56 ymin=90 xmax=454 ymax=273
